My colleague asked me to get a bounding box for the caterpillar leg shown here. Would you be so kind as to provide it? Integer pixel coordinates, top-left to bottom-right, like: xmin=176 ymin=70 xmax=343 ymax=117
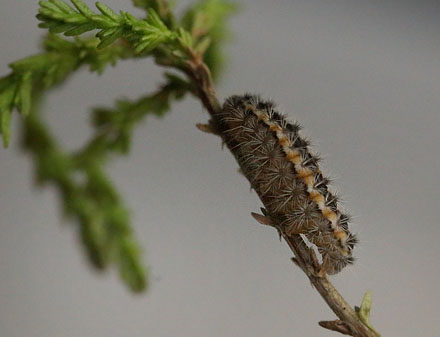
xmin=196 ymin=122 xmax=221 ymax=136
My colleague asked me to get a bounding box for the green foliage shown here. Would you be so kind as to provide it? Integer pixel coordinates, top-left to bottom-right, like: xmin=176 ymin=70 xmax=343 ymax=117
xmin=181 ymin=0 xmax=238 ymax=80
xmin=22 ymin=101 xmax=147 ymax=291
xmin=89 ymin=73 xmax=191 ymax=155
xmin=67 ymin=73 xmax=191 ymax=182
xmin=132 ymin=0 xmax=175 ymax=28
xmin=16 ymin=70 xmax=190 ymax=294
xmin=0 ymin=34 xmax=132 ymax=147
xmin=20 ymin=72 xmax=190 ymax=293
xmin=37 ymin=0 xmax=177 ymax=52
xmin=1 ymin=0 xmax=236 ymax=292
xmin=356 ymin=291 xmax=381 ymax=336
xmin=0 ymin=52 xmax=73 ymax=147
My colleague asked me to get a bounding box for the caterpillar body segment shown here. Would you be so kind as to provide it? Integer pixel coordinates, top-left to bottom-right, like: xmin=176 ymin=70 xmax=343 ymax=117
xmin=217 ymin=94 xmax=357 ymax=275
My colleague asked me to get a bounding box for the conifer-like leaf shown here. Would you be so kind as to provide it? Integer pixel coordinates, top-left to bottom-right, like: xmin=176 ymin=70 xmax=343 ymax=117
xmin=70 ymin=0 xmax=95 ymax=18
xmin=89 ymin=72 xmax=191 ymax=154
xmin=18 ymin=72 xmax=33 ymax=116
xmin=95 ymin=2 xmax=120 ymax=22
xmin=181 ymin=0 xmax=238 ymax=81
xmin=132 ymin=0 xmax=175 ymax=27
xmin=37 ymin=1 xmax=180 ymax=54
xmin=1 ymin=108 xmax=12 ymax=148
xmin=0 ymin=78 xmax=17 ymax=147
xmin=0 ymin=34 xmax=134 ymax=147
xmin=22 ymin=102 xmax=149 ymax=292
xmin=16 ymin=71 xmax=190 ymax=291
xmin=64 ymin=22 xmax=97 ymax=36
xmin=51 ymin=0 xmax=77 ymax=14
xmin=1 ymin=0 xmax=235 ymax=294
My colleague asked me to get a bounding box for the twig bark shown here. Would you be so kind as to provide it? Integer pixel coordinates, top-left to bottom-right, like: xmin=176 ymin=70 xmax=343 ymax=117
xmin=319 ymin=320 xmax=353 ymax=335
xmin=178 ymin=53 xmax=380 ymax=337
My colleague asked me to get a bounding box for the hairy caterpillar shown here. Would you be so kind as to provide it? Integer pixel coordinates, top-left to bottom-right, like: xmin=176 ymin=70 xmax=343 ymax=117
xmin=216 ymin=94 xmax=357 ymax=275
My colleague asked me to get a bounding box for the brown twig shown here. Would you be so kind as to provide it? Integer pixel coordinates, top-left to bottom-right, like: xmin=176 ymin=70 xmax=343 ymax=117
xmin=169 ymin=51 xmax=380 ymax=337
xmin=319 ymin=320 xmax=353 ymax=335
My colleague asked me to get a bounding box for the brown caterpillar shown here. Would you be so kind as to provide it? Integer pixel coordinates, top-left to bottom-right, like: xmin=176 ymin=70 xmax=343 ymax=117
xmin=216 ymin=94 xmax=357 ymax=275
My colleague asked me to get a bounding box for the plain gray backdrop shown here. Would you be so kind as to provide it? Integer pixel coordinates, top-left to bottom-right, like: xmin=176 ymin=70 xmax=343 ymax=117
xmin=1 ymin=1 xmax=439 ymax=336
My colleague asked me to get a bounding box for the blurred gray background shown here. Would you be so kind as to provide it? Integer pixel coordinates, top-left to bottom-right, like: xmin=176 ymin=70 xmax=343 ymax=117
xmin=1 ymin=0 xmax=439 ymax=336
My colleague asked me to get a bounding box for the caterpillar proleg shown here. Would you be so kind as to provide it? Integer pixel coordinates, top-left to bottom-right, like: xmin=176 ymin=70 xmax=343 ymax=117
xmin=216 ymin=94 xmax=357 ymax=275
